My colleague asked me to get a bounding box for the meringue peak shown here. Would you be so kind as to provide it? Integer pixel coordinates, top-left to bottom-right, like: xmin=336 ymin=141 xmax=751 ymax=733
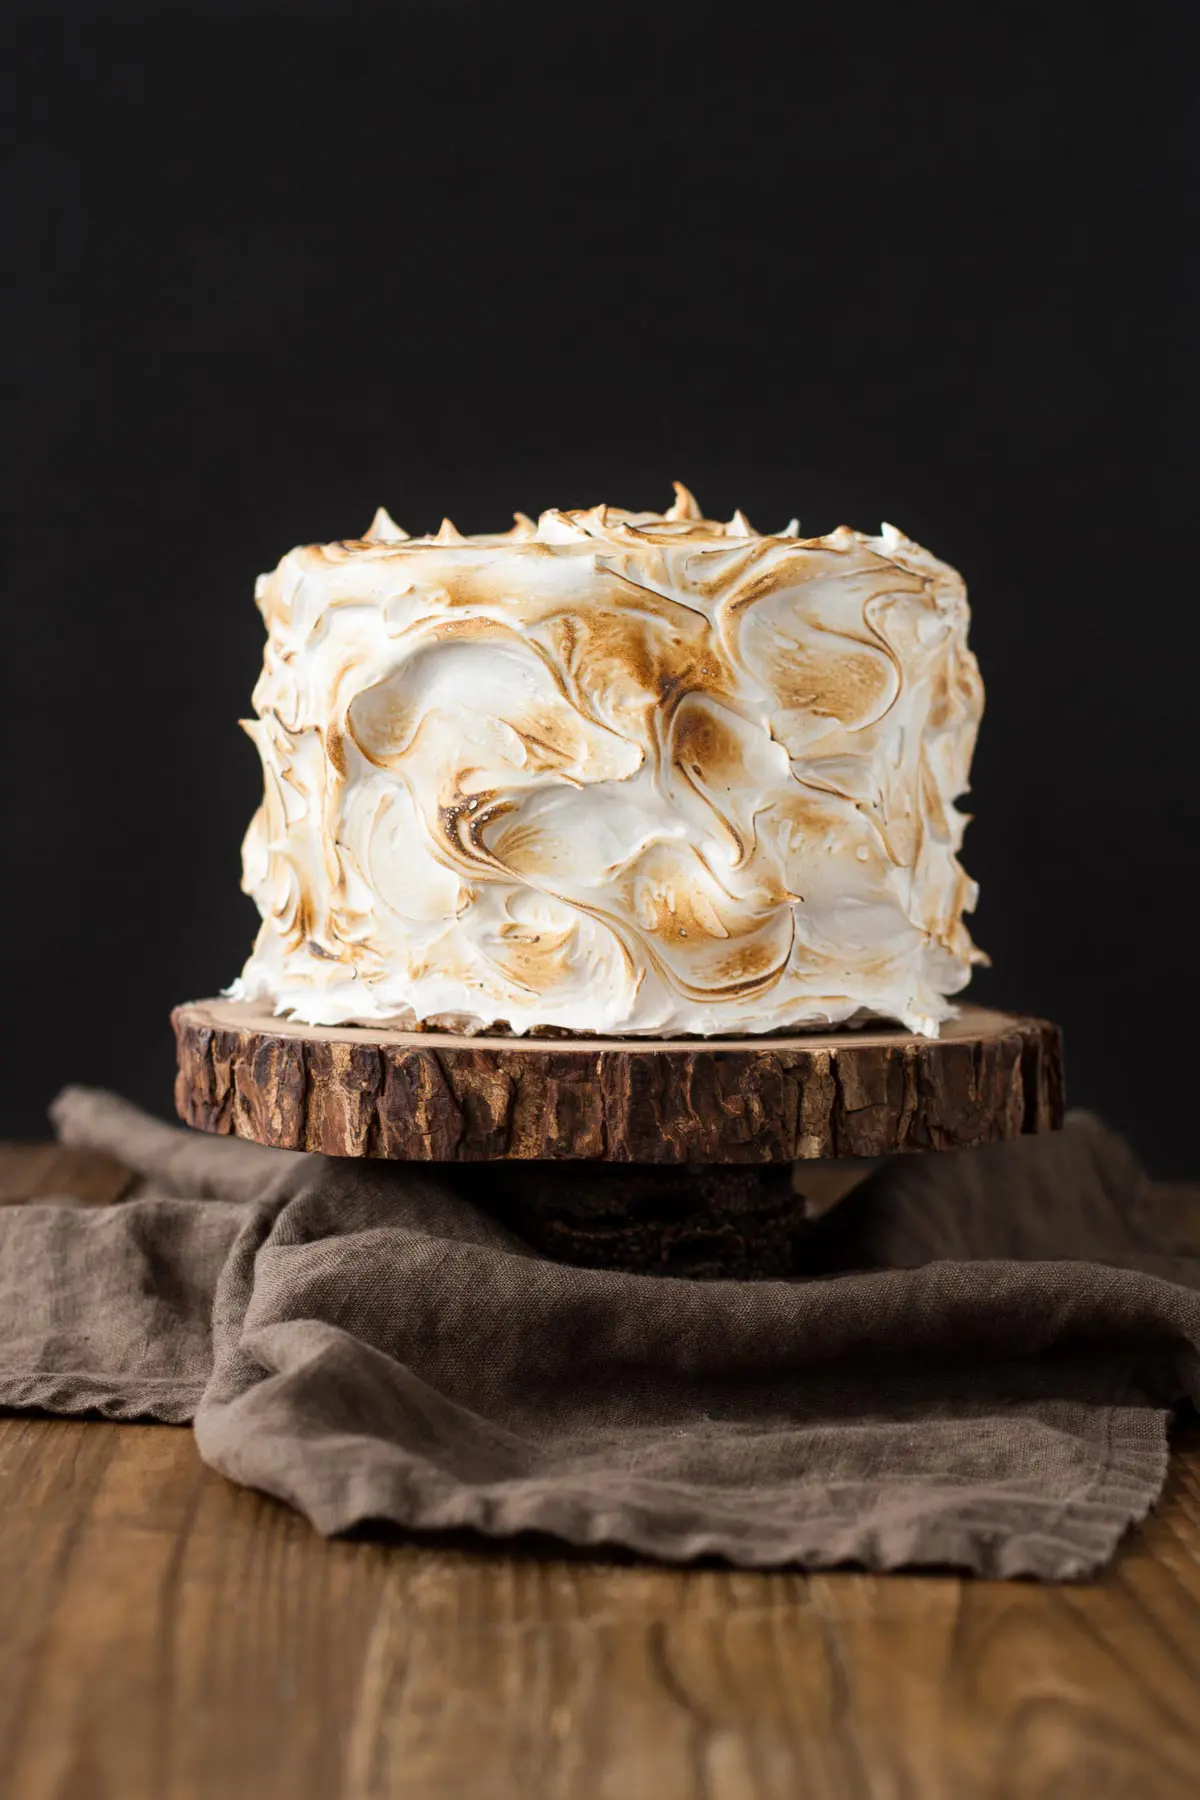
xmin=364 ymin=506 xmax=409 ymax=543
xmin=666 ymin=480 xmax=703 ymax=522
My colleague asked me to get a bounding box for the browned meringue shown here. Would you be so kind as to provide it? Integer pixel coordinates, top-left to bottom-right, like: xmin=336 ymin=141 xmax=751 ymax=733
xmin=228 ymin=484 xmax=984 ymax=1037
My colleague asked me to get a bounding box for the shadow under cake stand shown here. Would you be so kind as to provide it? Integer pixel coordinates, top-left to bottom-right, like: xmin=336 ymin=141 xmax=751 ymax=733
xmin=173 ymin=1000 xmax=1064 ymax=1277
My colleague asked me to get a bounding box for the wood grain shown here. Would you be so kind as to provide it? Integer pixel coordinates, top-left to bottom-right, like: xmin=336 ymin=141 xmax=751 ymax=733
xmin=173 ymin=997 xmax=1065 ymax=1164
xmin=0 ymin=1413 xmax=1197 ymax=1800
xmin=0 ymin=1142 xmax=134 ymax=1207
xmin=1 ymin=1142 xmax=1198 ymax=1800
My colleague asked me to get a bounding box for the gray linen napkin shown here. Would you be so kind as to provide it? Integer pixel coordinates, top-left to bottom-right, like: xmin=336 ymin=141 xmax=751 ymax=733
xmin=1 ymin=1088 xmax=1198 ymax=1579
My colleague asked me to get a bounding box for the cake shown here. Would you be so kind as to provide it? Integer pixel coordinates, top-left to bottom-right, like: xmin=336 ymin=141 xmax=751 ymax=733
xmin=227 ymin=484 xmax=984 ymax=1039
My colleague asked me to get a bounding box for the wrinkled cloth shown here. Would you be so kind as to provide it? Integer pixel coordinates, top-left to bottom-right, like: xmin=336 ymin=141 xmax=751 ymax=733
xmin=1 ymin=1089 xmax=1198 ymax=1580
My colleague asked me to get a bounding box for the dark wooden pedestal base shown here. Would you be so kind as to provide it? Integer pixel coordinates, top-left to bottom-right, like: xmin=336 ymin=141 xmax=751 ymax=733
xmin=483 ymin=1161 xmax=811 ymax=1278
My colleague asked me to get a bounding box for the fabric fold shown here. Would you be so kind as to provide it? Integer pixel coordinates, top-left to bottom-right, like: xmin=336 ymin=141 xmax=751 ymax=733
xmin=0 ymin=1089 xmax=1197 ymax=1579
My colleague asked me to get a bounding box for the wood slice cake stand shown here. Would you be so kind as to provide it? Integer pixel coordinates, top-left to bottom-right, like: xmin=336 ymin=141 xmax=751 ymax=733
xmin=173 ymin=999 xmax=1064 ymax=1278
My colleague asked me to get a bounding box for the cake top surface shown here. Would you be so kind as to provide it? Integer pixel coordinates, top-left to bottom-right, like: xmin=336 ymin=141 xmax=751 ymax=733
xmin=259 ymin=482 xmax=958 ymax=644
xmin=303 ymin=483 xmax=932 ymax=570
xmin=348 ymin=482 xmax=796 ymax=551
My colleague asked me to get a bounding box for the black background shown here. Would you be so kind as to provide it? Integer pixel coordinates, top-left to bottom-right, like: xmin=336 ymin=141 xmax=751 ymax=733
xmin=3 ymin=4 xmax=1196 ymax=1169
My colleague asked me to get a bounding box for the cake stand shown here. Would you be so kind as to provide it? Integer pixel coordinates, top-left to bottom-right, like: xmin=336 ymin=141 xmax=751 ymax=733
xmin=173 ymin=1000 xmax=1064 ymax=1277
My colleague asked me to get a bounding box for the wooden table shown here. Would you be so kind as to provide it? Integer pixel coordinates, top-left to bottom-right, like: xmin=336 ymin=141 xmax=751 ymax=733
xmin=3 ymin=1143 xmax=1200 ymax=1800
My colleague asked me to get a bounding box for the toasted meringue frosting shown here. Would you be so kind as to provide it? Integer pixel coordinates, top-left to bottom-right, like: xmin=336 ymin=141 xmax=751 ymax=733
xmin=227 ymin=484 xmax=984 ymax=1037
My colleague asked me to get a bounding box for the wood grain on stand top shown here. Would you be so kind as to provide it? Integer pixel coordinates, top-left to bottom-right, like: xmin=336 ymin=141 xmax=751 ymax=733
xmin=173 ymin=997 xmax=1064 ymax=1163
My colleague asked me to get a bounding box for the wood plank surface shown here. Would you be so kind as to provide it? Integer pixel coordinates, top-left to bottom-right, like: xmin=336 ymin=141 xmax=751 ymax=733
xmin=2 ymin=1144 xmax=1199 ymax=1800
xmin=0 ymin=1142 xmax=134 ymax=1206
xmin=0 ymin=1414 xmax=1197 ymax=1800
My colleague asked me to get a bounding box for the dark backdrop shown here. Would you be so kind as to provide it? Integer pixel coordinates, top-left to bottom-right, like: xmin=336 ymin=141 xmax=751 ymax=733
xmin=3 ymin=4 xmax=1196 ymax=1170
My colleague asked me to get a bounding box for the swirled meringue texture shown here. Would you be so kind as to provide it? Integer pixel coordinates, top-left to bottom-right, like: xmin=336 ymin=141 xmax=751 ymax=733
xmin=228 ymin=484 xmax=985 ymax=1038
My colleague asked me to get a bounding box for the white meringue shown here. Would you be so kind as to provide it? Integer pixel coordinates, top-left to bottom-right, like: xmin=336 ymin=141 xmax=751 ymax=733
xmin=228 ymin=487 xmax=984 ymax=1037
